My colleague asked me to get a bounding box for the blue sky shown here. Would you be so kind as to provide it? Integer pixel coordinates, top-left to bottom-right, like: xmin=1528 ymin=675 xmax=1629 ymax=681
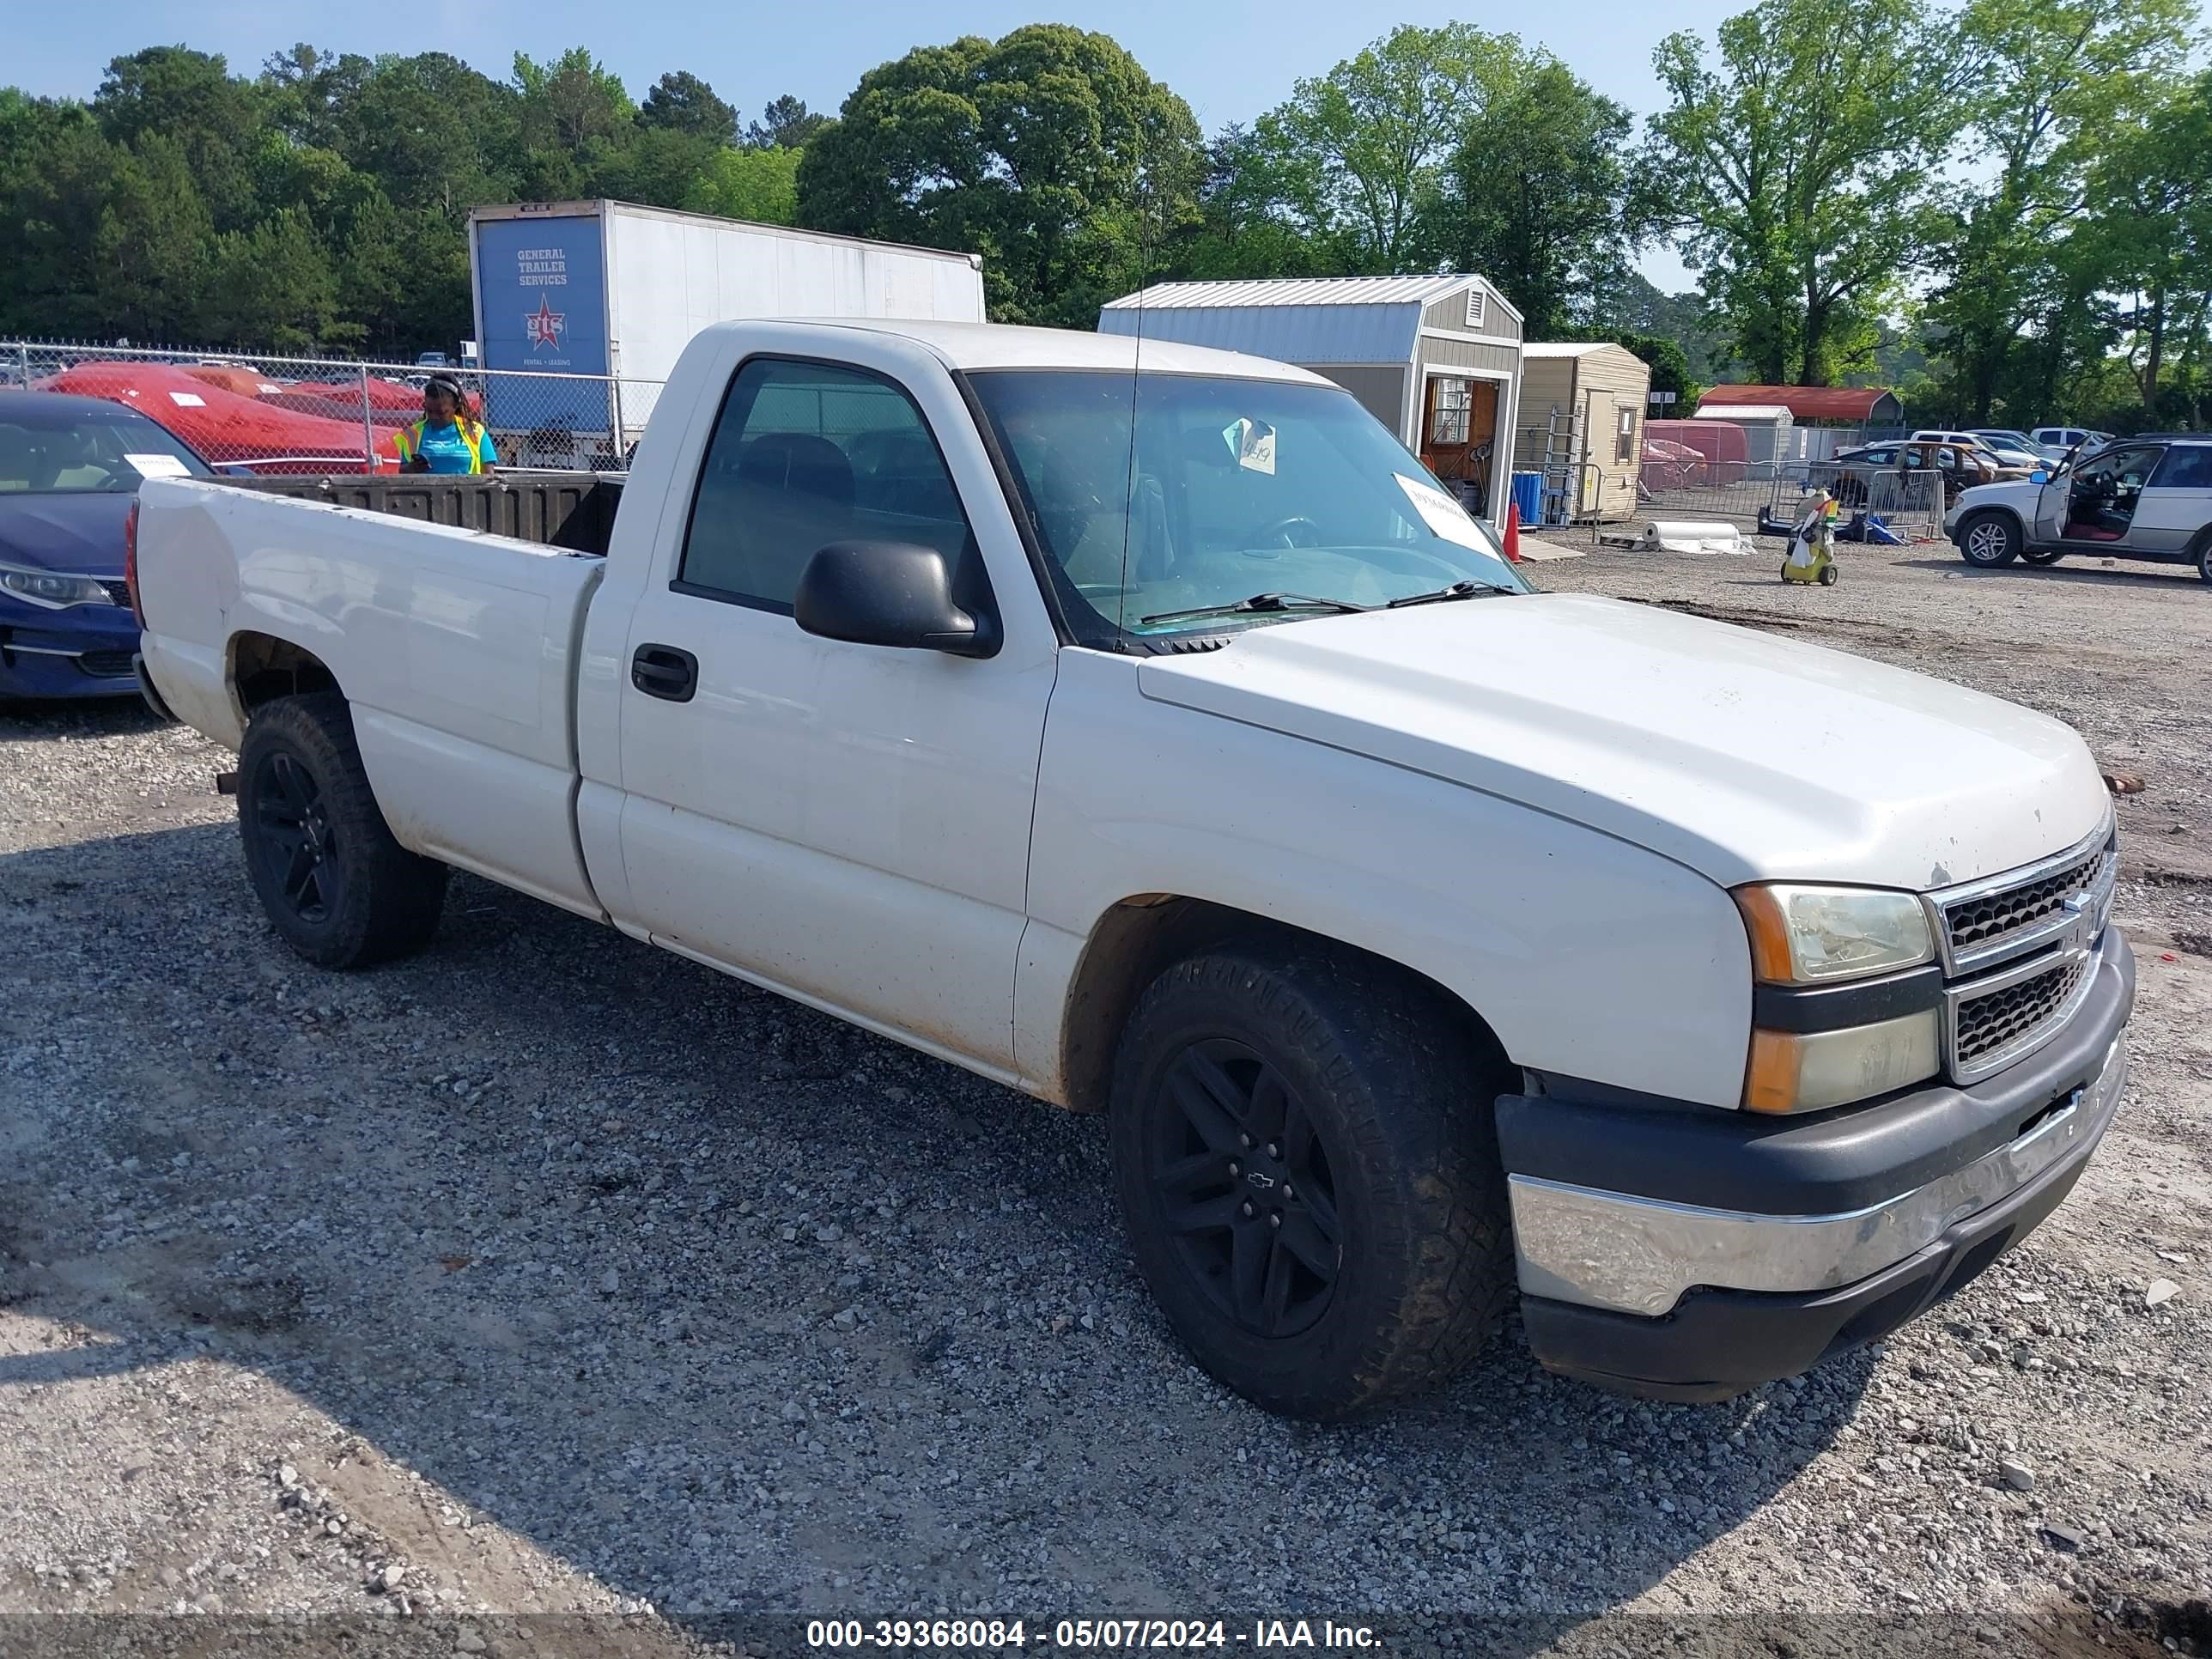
xmin=9 ymin=0 xmax=1715 ymax=286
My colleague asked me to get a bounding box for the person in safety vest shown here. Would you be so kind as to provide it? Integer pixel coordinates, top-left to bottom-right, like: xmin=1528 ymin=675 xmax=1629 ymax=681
xmin=395 ymin=375 xmax=496 ymax=474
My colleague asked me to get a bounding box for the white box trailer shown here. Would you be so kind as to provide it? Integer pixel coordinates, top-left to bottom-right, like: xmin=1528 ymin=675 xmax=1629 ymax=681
xmin=466 ymin=199 xmax=987 ymax=463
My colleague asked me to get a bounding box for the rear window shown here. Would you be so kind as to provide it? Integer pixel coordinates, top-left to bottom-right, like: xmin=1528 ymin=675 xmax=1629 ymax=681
xmin=2152 ymin=447 xmax=2212 ymax=489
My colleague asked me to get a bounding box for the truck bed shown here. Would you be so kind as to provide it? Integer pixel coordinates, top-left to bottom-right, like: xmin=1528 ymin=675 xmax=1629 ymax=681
xmin=216 ymin=474 xmax=623 ymax=556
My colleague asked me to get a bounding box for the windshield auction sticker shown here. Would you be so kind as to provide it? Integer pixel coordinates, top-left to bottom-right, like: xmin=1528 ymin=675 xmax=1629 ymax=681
xmin=1395 ymin=471 xmax=1490 ymax=551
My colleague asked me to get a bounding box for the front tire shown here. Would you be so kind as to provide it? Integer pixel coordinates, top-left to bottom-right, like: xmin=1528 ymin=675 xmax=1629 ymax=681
xmin=1959 ymin=510 xmax=2021 ymax=567
xmin=2197 ymin=532 xmax=2212 ymax=585
xmin=238 ymin=692 xmax=447 ymax=969
xmin=1109 ymin=938 xmax=1514 ymax=1419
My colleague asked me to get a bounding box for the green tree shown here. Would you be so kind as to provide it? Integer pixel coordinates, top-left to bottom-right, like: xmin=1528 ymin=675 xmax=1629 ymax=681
xmin=744 ymin=94 xmax=830 ymax=150
xmin=1168 ymin=122 xmax=1338 ymax=281
xmin=337 ymin=52 xmax=518 ymax=221
xmin=90 ymin=134 xmax=215 ymax=342
xmin=684 ymin=145 xmax=802 ymax=222
xmin=204 ymin=206 xmax=341 ymax=349
xmin=1927 ymin=0 xmax=2194 ymax=420
xmin=1643 ymin=0 xmax=1972 ymax=385
xmin=92 ymin=46 xmax=263 ymax=230
xmin=1247 ymin=24 xmax=1532 ymax=272
xmin=2082 ymin=70 xmax=2212 ymax=411
xmin=259 ymin=44 xmax=372 ymax=151
xmin=1426 ymin=61 xmax=1632 ymax=334
xmin=1611 ymin=331 xmax=1702 ymax=410
xmin=639 ymin=70 xmax=736 ymax=143
xmin=796 ymin=25 xmax=1203 ymax=326
xmin=513 ymin=47 xmax=636 ymax=198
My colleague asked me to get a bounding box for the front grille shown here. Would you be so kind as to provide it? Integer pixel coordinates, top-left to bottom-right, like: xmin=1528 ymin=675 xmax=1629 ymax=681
xmin=1940 ymin=842 xmax=2109 ymax=963
xmin=76 ymin=650 xmax=137 ymax=678
xmin=1933 ymin=819 xmax=2115 ymax=1081
xmin=100 ymin=580 xmax=132 ymax=607
xmin=1954 ymin=951 xmax=2087 ymax=1071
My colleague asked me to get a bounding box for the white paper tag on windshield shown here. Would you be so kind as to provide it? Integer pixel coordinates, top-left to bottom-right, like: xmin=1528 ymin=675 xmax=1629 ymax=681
xmin=167 ymin=391 xmax=205 ymax=407
xmin=125 ymin=453 xmax=191 ymax=479
xmin=1224 ymin=417 xmax=1276 ymax=475
xmin=1395 ymin=471 xmax=1490 ymax=550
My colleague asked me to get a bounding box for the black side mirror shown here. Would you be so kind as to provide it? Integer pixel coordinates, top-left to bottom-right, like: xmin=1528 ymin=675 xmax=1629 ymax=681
xmin=794 ymin=540 xmax=998 ymax=659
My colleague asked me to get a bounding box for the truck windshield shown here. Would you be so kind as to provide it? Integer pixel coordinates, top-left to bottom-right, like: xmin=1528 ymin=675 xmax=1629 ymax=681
xmin=966 ymin=369 xmax=1527 ymax=644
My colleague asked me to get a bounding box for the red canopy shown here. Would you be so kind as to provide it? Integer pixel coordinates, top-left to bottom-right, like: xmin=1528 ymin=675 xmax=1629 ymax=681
xmin=50 ymin=362 xmax=402 ymax=473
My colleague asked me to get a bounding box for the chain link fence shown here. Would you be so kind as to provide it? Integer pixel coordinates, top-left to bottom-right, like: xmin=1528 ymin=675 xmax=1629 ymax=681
xmin=3 ymin=340 xmax=661 ymax=474
xmin=1578 ymin=458 xmax=1949 ymax=545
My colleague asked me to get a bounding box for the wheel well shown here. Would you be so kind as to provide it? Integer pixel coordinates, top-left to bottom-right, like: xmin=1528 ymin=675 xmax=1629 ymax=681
xmin=1057 ymin=896 xmax=1511 ymax=1115
xmin=231 ymin=632 xmax=339 ymax=713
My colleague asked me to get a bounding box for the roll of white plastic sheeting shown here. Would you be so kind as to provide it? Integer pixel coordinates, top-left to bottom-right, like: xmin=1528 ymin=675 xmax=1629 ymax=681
xmin=1635 ymin=520 xmax=1755 ymax=556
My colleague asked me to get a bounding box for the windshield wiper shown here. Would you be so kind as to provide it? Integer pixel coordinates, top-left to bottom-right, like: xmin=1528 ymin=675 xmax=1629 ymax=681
xmin=1139 ymin=592 xmax=1371 ymax=625
xmin=1384 ymin=579 xmax=1515 ymax=608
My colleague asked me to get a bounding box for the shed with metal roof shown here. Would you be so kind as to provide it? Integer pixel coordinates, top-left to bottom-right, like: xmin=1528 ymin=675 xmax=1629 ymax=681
xmin=1514 ymin=342 xmax=1653 ymax=522
xmin=1099 ymin=273 xmax=1525 ymax=521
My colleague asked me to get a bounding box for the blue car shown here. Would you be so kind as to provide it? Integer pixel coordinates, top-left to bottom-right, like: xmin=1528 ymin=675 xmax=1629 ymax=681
xmin=0 ymin=392 xmax=216 ymax=700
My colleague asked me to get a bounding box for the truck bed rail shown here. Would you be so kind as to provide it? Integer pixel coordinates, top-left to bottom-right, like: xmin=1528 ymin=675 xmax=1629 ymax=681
xmin=214 ymin=473 xmax=622 ymax=556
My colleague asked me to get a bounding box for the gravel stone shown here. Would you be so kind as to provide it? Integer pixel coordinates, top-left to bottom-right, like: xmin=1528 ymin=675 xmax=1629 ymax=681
xmin=2 ymin=538 xmax=2209 ymax=1651
xmin=1999 ymin=1459 xmax=2035 ymax=1492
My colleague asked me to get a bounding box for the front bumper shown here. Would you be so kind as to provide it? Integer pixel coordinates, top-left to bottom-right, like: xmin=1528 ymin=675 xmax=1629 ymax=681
xmin=0 ymin=607 xmax=143 ymax=698
xmin=1501 ymin=928 xmax=2133 ymax=1401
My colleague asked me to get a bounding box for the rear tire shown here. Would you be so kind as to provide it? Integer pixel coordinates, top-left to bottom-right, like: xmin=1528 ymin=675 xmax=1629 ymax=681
xmin=238 ymin=692 xmax=447 ymax=969
xmin=2196 ymin=533 xmax=2212 ymax=585
xmin=1109 ymin=937 xmax=1514 ymax=1419
xmin=1959 ymin=510 xmax=2021 ymax=568
xmin=1819 ymin=564 xmax=1838 ymax=585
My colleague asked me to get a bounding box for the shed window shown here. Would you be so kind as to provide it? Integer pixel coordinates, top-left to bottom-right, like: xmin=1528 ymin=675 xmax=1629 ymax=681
xmin=1616 ymin=406 xmax=1636 ymax=464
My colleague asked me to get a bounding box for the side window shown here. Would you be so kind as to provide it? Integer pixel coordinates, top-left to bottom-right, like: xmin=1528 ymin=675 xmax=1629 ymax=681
xmin=2151 ymin=447 xmax=2212 ymax=489
xmin=678 ymin=357 xmax=973 ymax=613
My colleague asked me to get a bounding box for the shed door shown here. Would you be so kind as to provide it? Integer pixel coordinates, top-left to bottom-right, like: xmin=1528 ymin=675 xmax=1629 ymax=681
xmin=1420 ymin=375 xmax=1498 ymax=514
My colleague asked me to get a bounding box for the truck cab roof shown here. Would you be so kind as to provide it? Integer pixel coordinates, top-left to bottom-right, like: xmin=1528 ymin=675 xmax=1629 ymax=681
xmin=711 ymin=318 xmax=1329 ymax=384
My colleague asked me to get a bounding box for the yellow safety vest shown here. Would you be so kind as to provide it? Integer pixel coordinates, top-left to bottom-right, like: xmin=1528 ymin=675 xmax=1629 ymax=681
xmin=395 ymin=417 xmax=488 ymax=474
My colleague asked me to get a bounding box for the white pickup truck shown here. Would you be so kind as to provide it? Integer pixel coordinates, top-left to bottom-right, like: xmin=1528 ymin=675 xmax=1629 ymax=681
xmin=132 ymin=319 xmax=2134 ymax=1418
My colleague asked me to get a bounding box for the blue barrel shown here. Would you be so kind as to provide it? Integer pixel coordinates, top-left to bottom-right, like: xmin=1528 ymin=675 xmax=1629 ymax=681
xmin=1510 ymin=471 xmax=1544 ymax=526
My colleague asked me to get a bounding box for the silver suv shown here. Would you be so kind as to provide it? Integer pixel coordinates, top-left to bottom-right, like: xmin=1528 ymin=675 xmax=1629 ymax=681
xmin=1946 ymin=435 xmax=2212 ymax=582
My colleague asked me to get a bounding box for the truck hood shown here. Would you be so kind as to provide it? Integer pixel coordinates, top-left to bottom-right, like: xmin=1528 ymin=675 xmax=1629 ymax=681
xmin=1139 ymin=593 xmax=2110 ymax=890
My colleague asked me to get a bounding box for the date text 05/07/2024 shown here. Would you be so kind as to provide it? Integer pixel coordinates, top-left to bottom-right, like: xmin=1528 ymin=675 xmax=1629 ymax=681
xmin=805 ymin=1619 xmax=1381 ymax=1650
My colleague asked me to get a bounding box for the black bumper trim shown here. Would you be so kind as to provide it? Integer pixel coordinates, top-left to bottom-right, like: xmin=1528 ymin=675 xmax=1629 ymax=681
xmin=1498 ymin=928 xmax=2133 ymax=1215
xmin=1519 ymin=1073 xmax=2108 ymax=1402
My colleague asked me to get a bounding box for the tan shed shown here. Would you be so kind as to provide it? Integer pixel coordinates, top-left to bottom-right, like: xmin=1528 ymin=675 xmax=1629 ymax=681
xmin=1514 ymin=342 xmax=1652 ymax=522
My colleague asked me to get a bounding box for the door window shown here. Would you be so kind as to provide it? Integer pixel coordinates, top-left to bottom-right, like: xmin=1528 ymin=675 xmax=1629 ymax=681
xmin=2150 ymin=447 xmax=2212 ymax=489
xmin=677 ymin=357 xmax=974 ymax=614
xmin=1425 ymin=379 xmax=1473 ymax=445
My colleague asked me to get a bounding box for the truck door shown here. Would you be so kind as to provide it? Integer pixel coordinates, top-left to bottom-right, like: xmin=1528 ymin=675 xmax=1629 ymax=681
xmin=2130 ymin=444 xmax=2212 ymax=553
xmin=598 ymin=347 xmax=1058 ymax=1074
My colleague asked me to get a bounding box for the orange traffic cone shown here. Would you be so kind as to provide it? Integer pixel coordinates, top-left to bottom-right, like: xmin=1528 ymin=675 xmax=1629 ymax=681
xmin=1503 ymin=500 xmax=1523 ymax=562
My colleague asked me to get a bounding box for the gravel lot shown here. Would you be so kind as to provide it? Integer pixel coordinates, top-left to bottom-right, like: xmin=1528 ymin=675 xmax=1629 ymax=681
xmin=3 ymin=537 xmax=2209 ymax=1657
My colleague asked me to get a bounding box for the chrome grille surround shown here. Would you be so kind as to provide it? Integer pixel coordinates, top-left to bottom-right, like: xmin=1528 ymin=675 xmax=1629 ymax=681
xmin=1927 ymin=814 xmax=2117 ymax=1083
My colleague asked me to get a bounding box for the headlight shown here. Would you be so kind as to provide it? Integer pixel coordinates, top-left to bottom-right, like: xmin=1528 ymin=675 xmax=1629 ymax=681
xmin=1734 ymin=884 xmax=1942 ymax=1113
xmin=1734 ymin=884 xmax=1935 ymax=984
xmin=0 ymin=563 xmax=112 ymax=610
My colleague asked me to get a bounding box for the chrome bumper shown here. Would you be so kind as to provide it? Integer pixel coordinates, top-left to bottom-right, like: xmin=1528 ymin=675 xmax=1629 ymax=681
xmin=1510 ymin=1033 xmax=2126 ymax=1317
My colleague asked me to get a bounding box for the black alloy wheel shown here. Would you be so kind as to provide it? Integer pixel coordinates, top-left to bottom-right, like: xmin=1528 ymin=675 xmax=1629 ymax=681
xmin=246 ymin=749 xmax=343 ymax=926
xmin=1147 ymin=1037 xmax=1342 ymax=1339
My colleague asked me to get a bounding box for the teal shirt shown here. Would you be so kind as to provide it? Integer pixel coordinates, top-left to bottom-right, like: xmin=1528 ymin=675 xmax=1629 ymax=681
xmin=410 ymin=419 xmax=496 ymax=474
